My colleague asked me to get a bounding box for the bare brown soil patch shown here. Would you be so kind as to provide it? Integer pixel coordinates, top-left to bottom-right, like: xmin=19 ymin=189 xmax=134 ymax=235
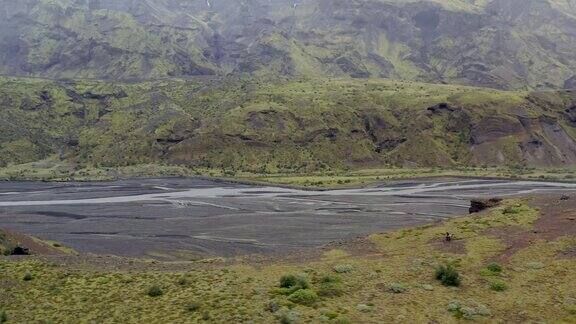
xmin=429 ymin=238 xmax=466 ymax=254
xmin=557 ymin=246 xmax=576 ymax=259
xmin=485 ymin=194 xmax=576 ymax=262
xmin=241 ymin=236 xmax=386 ymax=268
xmin=2 ymin=229 xmax=64 ymax=255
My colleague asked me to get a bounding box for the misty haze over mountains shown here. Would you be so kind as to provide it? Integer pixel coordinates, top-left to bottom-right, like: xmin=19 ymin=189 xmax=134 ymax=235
xmin=1 ymin=0 xmax=576 ymax=89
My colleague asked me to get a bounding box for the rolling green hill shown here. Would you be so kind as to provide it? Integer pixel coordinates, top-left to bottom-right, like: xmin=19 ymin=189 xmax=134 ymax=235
xmin=1 ymin=0 xmax=576 ymax=173
xmin=1 ymin=76 xmax=575 ymax=172
xmin=0 ymin=0 xmax=575 ymax=89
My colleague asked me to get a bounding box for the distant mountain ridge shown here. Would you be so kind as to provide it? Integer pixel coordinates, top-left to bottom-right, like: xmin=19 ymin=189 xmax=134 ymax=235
xmin=0 ymin=0 xmax=575 ymax=89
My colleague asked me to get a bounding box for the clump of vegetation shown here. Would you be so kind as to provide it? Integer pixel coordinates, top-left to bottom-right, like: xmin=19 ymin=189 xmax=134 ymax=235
xmin=277 ymin=309 xmax=300 ymax=324
xmin=447 ymin=300 xmax=491 ymax=319
xmin=316 ymin=275 xmax=344 ymax=297
xmin=146 ymin=285 xmax=164 ymax=297
xmin=22 ymin=272 xmax=33 ymax=281
xmin=276 ymin=273 xmax=323 ymax=307
xmin=287 ymin=289 xmax=319 ymax=306
xmin=356 ymin=304 xmax=373 ymax=313
xmin=490 ymin=281 xmax=507 ymax=292
xmin=526 ymin=261 xmax=545 ymax=269
xmin=486 ymin=262 xmax=502 ymax=273
xmin=503 ymin=205 xmax=522 ymax=214
xmin=332 ymin=264 xmax=353 ymax=274
xmin=480 ymin=262 xmax=503 ymax=276
xmin=186 ymin=302 xmax=201 ymax=312
xmin=387 ymin=283 xmax=408 ymax=293
xmin=264 ymin=301 xmax=280 ymax=313
xmin=0 ymin=310 xmax=7 ymax=324
xmin=435 ymin=264 xmax=461 ymax=287
xmin=177 ymin=276 xmax=189 ymax=286
xmin=320 ymin=309 xmax=340 ymax=320
xmin=280 ymin=275 xmax=301 ymax=288
xmin=278 ymin=274 xmax=310 ymax=294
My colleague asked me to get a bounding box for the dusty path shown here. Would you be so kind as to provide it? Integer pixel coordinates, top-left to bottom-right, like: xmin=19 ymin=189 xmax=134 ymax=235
xmin=0 ymin=178 xmax=575 ymax=259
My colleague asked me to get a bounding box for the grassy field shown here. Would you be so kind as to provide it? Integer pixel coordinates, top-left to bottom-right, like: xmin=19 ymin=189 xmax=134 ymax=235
xmin=242 ymin=166 xmax=576 ymax=188
xmin=1 ymin=159 xmax=575 ymax=190
xmin=1 ymin=198 xmax=575 ymax=323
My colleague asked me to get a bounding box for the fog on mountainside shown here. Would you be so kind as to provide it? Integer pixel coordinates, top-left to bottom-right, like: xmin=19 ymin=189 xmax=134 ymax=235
xmin=0 ymin=0 xmax=575 ymax=89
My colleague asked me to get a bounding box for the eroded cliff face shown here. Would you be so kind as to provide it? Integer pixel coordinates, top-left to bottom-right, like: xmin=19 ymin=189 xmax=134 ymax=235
xmin=0 ymin=0 xmax=575 ymax=89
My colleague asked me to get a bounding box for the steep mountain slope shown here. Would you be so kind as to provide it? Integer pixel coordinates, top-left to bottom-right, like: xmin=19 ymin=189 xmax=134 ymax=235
xmin=0 ymin=0 xmax=575 ymax=89
xmin=1 ymin=76 xmax=575 ymax=171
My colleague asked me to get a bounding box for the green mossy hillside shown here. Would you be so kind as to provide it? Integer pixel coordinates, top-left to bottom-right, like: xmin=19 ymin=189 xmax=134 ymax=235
xmin=1 ymin=77 xmax=576 ymax=174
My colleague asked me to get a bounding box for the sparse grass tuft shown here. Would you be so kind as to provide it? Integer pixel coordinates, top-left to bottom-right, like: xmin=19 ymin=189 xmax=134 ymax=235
xmin=177 ymin=276 xmax=189 ymax=286
xmin=503 ymin=205 xmax=522 ymax=214
xmin=186 ymin=302 xmax=201 ymax=312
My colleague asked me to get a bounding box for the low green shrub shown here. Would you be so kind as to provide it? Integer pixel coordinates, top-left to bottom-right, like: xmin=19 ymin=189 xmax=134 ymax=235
xmin=321 ymin=310 xmax=339 ymax=319
xmin=314 ymin=274 xmax=344 ymax=297
xmin=279 ymin=275 xmax=298 ymax=288
xmin=486 ymin=263 xmax=502 ymax=273
xmin=277 ymin=310 xmax=299 ymax=324
xmin=319 ymin=274 xmax=341 ymax=283
xmin=387 ymin=283 xmax=408 ymax=293
xmin=23 ymin=272 xmax=33 ymax=281
xmin=147 ymin=285 xmax=164 ymax=297
xmin=490 ymin=281 xmax=507 ymax=292
xmin=317 ymin=282 xmax=344 ymax=297
xmin=480 ymin=262 xmax=503 ymax=276
xmin=435 ymin=264 xmax=461 ymax=287
xmin=280 ymin=275 xmax=309 ymax=289
xmin=287 ymin=289 xmax=319 ymax=306
xmin=0 ymin=310 xmax=7 ymax=324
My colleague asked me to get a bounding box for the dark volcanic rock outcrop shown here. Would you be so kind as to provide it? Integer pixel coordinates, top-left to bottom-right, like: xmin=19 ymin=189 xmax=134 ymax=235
xmin=469 ymin=198 xmax=503 ymax=214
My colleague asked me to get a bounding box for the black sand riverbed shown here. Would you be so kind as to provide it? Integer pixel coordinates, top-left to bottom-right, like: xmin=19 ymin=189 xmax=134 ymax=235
xmin=0 ymin=178 xmax=574 ymax=259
